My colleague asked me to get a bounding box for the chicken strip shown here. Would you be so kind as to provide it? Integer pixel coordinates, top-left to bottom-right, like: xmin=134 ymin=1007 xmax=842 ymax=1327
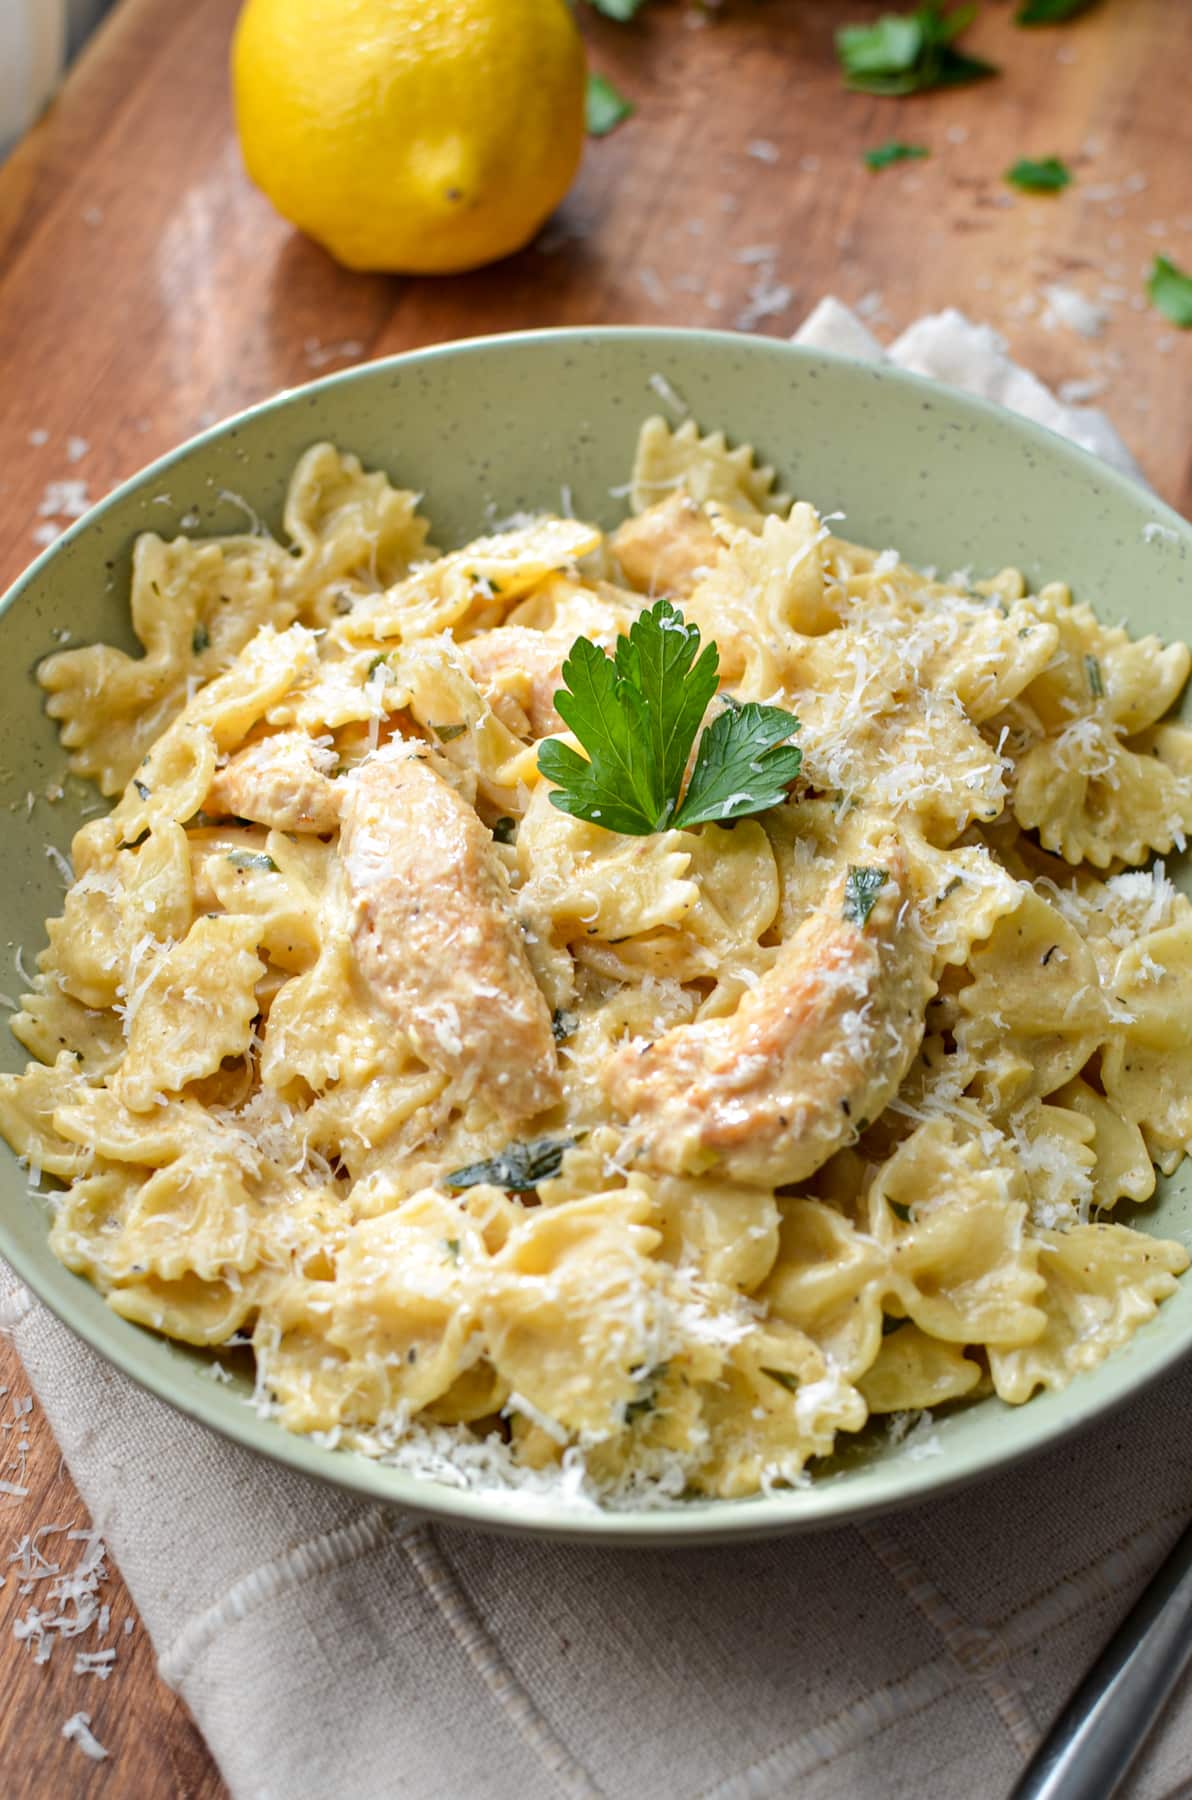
xmin=459 ymin=627 xmax=568 ymax=739
xmin=339 ymin=743 xmax=560 ymax=1123
xmin=206 ymin=730 xmax=340 ymax=833
xmin=601 ymin=847 xmax=933 ymax=1187
xmin=612 ymin=494 xmax=722 ymax=599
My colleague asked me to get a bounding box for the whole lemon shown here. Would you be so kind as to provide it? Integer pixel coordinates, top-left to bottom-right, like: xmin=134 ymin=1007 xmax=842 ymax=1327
xmin=231 ymin=0 xmax=587 ymax=274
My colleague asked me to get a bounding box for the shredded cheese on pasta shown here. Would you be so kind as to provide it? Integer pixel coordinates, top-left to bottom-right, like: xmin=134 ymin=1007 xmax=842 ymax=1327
xmin=2 ymin=423 xmax=1191 ymax=1504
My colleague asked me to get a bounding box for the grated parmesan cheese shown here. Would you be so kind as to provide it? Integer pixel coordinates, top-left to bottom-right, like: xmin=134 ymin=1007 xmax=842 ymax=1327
xmin=62 ymin=1712 xmax=109 ymax=1761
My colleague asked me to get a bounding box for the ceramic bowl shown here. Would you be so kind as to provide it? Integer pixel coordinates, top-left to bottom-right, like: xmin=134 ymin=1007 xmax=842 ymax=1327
xmin=2 ymin=327 xmax=1190 ymax=1542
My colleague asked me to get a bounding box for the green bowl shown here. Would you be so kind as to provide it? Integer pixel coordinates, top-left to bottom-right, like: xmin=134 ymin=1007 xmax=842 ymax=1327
xmin=2 ymin=328 xmax=1190 ymax=1544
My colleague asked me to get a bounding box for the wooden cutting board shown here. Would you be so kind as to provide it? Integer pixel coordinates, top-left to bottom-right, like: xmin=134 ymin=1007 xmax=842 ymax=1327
xmin=0 ymin=0 xmax=1188 ymax=1790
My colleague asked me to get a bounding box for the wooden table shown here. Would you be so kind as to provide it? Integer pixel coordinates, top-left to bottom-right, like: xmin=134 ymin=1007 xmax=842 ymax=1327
xmin=0 ymin=0 xmax=1187 ymax=1790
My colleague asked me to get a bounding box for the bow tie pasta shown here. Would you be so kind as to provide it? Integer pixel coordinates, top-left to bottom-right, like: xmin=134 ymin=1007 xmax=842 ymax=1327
xmin=2 ymin=416 xmax=1190 ymax=1505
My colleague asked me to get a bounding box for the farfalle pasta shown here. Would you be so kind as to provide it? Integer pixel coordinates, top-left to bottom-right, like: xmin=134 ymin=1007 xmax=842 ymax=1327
xmin=2 ymin=420 xmax=1191 ymax=1504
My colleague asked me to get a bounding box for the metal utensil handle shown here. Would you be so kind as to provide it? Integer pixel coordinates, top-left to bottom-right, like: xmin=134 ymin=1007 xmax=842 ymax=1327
xmin=1010 ymin=1519 xmax=1192 ymax=1800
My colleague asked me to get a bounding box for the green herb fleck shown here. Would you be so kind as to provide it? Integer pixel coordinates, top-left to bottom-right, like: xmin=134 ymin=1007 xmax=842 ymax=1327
xmin=1016 ymin=0 xmax=1098 ymax=22
xmin=864 ymin=141 xmax=930 ymax=170
xmin=1005 ymin=156 xmax=1072 ymax=193
xmin=624 ymin=1362 xmax=670 ymax=1425
xmin=551 ymin=1008 xmax=579 ymax=1043
xmin=366 ymin=653 xmax=388 ymax=677
xmin=1085 ymin=653 xmax=1105 ymax=699
xmin=442 ymin=1237 xmax=461 ymax=1263
xmin=491 ymin=816 xmax=517 ymax=844
xmin=843 ymin=866 xmax=889 ymax=927
xmin=1146 ymin=255 xmax=1192 ymax=329
xmin=761 ymin=1367 xmax=800 ymax=1393
xmin=586 ymin=72 xmax=634 ymax=137
xmin=444 ymin=1134 xmax=575 ymax=1193
xmin=431 ymin=722 xmax=468 ymax=743
xmin=836 ymin=5 xmax=998 ymax=96
xmin=935 ymin=874 xmax=964 ymax=907
xmin=227 ymin=849 xmax=278 ymax=872
xmin=538 ymin=599 xmax=801 ymax=836
xmin=192 ymin=623 xmax=210 ymax=655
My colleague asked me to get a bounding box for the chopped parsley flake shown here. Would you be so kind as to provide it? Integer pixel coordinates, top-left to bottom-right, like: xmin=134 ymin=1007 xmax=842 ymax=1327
xmin=1146 ymin=255 xmax=1192 ymax=329
xmin=192 ymin=623 xmax=210 ymax=654
xmin=1085 ymin=653 xmax=1105 ymax=699
xmin=1005 ymin=156 xmax=1072 ymax=193
xmin=760 ymin=1367 xmax=800 ymax=1393
xmin=836 ymin=5 xmax=997 ymax=96
xmin=1016 ymin=0 xmax=1098 ymax=21
xmin=444 ymin=1134 xmax=575 ymax=1193
xmin=843 ymin=866 xmax=889 ymax=927
xmin=431 ymin=722 xmax=468 ymax=743
xmin=586 ymin=72 xmax=634 ymax=137
xmin=864 ymin=141 xmax=930 ymax=170
xmin=491 ymin=816 xmax=517 ymax=844
xmin=551 ymin=1008 xmax=579 ymax=1042
xmin=227 ymin=849 xmax=278 ymax=872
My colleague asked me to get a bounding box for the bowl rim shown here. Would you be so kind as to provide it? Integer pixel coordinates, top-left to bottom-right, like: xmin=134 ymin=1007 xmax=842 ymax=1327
xmin=2 ymin=323 xmax=1190 ymax=1545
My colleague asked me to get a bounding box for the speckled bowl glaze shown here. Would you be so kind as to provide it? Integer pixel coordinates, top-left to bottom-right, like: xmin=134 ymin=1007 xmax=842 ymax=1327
xmin=2 ymin=328 xmax=1190 ymax=1544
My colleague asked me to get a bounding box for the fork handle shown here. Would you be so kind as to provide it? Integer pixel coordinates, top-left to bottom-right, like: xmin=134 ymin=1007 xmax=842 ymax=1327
xmin=1009 ymin=1520 xmax=1192 ymax=1800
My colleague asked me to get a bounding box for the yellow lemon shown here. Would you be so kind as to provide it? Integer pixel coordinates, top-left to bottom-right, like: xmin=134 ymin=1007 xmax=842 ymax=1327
xmin=231 ymin=0 xmax=587 ymax=275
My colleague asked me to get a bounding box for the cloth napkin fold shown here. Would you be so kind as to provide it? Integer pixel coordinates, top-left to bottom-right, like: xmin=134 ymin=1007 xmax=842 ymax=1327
xmin=3 ymin=301 xmax=1190 ymax=1800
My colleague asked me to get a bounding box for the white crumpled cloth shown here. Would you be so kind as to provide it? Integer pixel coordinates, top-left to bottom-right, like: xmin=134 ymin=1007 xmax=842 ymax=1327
xmin=3 ymin=302 xmax=1189 ymax=1800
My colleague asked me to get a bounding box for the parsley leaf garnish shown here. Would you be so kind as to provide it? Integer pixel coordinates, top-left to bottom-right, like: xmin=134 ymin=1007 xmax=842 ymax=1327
xmin=672 ymin=698 xmax=803 ymax=830
xmin=537 ymin=600 xmax=801 ymax=835
xmin=586 ymin=72 xmax=634 ymax=136
xmin=444 ymin=1135 xmax=574 ymax=1193
xmin=1146 ymin=255 xmax=1192 ymax=329
xmin=1016 ymin=0 xmax=1097 ymax=21
xmin=864 ymin=141 xmax=930 ymax=170
xmin=1006 ymin=156 xmax=1072 ymax=192
xmin=836 ymin=4 xmax=997 ymax=95
xmin=843 ymin=866 xmax=889 ymax=926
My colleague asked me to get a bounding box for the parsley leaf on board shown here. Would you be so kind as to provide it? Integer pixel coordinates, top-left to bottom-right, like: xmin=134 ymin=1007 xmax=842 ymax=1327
xmin=836 ymin=4 xmax=997 ymax=96
xmin=1006 ymin=156 xmax=1072 ymax=192
xmin=538 ymin=599 xmax=801 ymax=836
xmin=444 ymin=1135 xmax=575 ymax=1193
xmin=1015 ymin=0 xmax=1098 ymax=21
xmin=586 ymin=72 xmax=634 ymax=136
xmin=864 ymin=141 xmax=931 ymax=170
xmin=1147 ymin=256 xmax=1192 ymax=329
xmin=842 ymin=866 xmax=890 ymax=927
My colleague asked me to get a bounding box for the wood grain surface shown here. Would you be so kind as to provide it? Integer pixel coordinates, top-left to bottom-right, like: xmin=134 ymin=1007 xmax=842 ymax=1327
xmin=0 ymin=0 xmax=1188 ymax=1791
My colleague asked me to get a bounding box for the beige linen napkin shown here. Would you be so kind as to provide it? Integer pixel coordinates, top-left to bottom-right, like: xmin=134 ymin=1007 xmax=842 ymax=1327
xmin=3 ymin=303 xmax=1190 ymax=1800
